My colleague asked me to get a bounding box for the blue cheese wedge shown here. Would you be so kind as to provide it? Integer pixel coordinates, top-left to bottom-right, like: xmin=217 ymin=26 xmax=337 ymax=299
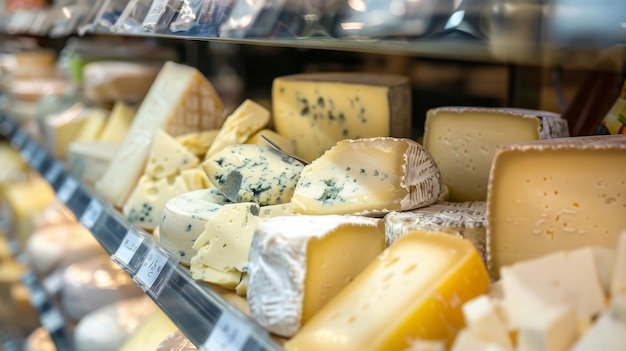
xmin=159 ymin=188 xmax=230 ymax=265
xmin=202 ymin=144 xmax=305 ymax=205
xmin=290 ymin=137 xmax=441 ymax=216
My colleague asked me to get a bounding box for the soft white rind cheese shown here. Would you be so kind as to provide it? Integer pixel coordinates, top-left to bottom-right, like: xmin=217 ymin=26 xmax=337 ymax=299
xmin=384 ymin=201 xmax=486 ymax=260
xmin=159 ymin=188 xmax=230 ymax=265
xmin=203 ymin=144 xmax=305 ymax=205
xmin=247 ymin=215 xmax=384 ymax=337
xmin=291 ymin=137 xmax=441 ymax=216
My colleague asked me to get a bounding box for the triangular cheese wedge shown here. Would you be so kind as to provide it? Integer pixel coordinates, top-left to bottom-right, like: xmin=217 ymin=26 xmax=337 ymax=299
xmin=98 ymin=101 xmax=136 ymax=144
xmin=145 ymin=130 xmax=199 ymax=178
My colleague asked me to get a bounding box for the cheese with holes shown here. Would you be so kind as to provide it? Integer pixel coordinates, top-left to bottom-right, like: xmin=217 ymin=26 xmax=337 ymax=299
xmin=291 ymin=137 xmax=440 ymax=216
xmin=499 ymin=247 xmax=606 ymax=330
xmin=248 ymin=215 xmax=385 ymax=337
xmin=273 ymin=72 xmax=411 ymax=162
xmin=203 ymin=144 xmax=305 ymax=205
xmin=97 ymin=61 xmax=224 ymax=207
xmin=385 ymin=201 xmax=486 ymax=257
xmin=192 ymin=203 xmax=260 ymax=272
xmin=175 ymin=129 xmax=219 ymax=157
xmin=205 ymin=99 xmax=270 ymax=158
xmin=145 ymin=130 xmax=199 ymax=178
xmin=159 ymin=189 xmax=230 ymax=265
xmin=285 ymin=231 xmax=490 ymax=351
xmin=487 ymin=134 xmax=626 ymax=275
xmin=123 ymin=175 xmax=190 ymax=230
xmin=424 ymin=107 xmax=568 ymax=202
xmin=246 ymin=128 xmax=296 ymax=155
xmin=98 ymin=101 xmax=136 ymax=144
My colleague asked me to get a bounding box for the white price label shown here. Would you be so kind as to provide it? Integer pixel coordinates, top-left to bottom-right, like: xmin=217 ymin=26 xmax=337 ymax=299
xmin=57 ymin=177 xmax=78 ymax=204
xmin=80 ymin=199 xmax=103 ymax=229
xmin=40 ymin=308 xmax=64 ymax=333
xmin=29 ymin=288 xmax=47 ymax=308
xmin=135 ymin=247 xmax=168 ymax=289
xmin=203 ymin=311 xmax=251 ymax=351
xmin=0 ymin=119 xmax=14 ymax=136
xmin=30 ymin=149 xmax=46 ymax=170
xmin=113 ymin=231 xmax=144 ymax=266
xmin=10 ymin=129 xmax=26 ymax=148
xmin=44 ymin=162 xmax=63 ymax=184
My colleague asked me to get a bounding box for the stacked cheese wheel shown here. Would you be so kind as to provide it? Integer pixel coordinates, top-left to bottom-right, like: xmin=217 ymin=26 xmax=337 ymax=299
xmin=81 ymin=60 xmax=626 ymax=350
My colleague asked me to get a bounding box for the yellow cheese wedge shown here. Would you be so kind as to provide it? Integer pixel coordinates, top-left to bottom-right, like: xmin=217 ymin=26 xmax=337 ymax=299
xmin=119 ymin=309 xmax=177 ymax=351
xmin=145 ymin=130 xmax=199 ymax=178
xmin=74 ymin=108 xmax=109 ymax=142
xmin=98 ymin=101 xmax=136 ymax=144
xmin=175 ymin=129 xmax=219 ymax=157
xmin=285 ymin=231 xmax=490 ymax=351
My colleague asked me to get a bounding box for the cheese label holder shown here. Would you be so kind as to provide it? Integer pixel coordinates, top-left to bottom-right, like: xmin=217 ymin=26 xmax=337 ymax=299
xmin=80 ymin=198 xmax=105 ymax=230
xmin=202 ymin=309 xmax=253 ymax=351
xmin=133 ymin=241 xmax=179 ymax=298
xmin=0 ymin=115 xmax=15 ymax=136
xmin=44 ymin=161 xmax=65 ymax=189
xmin=56 ymin=176 xmax=79 ymax=204
xmin=10 ymin=128 xmax=27 ymax=149
xmin=111 ymin=229 xmax=149 ymax=275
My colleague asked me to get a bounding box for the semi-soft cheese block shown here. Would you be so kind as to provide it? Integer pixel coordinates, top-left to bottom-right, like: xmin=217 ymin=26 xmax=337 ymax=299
xmin=516 ymin=305 xmax=578 ymax=351
xmin=159 ymin=188 xmax=230 ymax=265
xmin=97 ymin=101 xmax=136 ymax=144
xmin=175 ymin=129 xmax=219 ymax=157
xmin=384 ymin=201 xmax=486 ymax=261
xmin=68 ymin=141 xmax=119 ymax=184
xmin=82 ymin=61 xmax=162 ymax=103
xmin=487 ymin=134 xmax=626 ymax=275
xmin=145 ymin=130 xmax=199 ymax=178
xmin=424 ymin=107 xmax=569 ymax=202
xmin=204 ymin=99 xmax=270 ymax=158
xmin=123 ymin=174 xmax=190 ymax=230
xmin=291 ymin=137 xmax=440 ymax=216
xmin=450 ymin=330 xmax=510 ymax=351
xmin=203 ymin=144 xmax=305 ymax=205
xmin=74 ymin=108 xmax=109 ymax=142
xmin=461 ymin=295 xmax=512 ymax=348
xmin=285 ymin=231 xmax=490 ymax=351
xmin=273 ymin=72 xmax=411 ymax=162
xmin=97 ymin=61 xmax=224 ymax=207
xmin=247 ymin=215 xmax=385 ymax=337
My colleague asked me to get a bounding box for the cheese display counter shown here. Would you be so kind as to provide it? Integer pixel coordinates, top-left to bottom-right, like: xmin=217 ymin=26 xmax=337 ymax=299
xmin=0 ymin=1 xmax=624 ymax=350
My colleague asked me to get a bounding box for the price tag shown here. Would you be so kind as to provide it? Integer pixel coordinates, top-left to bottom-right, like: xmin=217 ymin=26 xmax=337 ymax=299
xmin=40 ymin=308 xmax=65 ymax=334
xmin=203 ymin=311 xmax=251 ymax=351
xmin=29 ymin=287 xmax=47 ymax=310
xmin=56 ymin=177 xmax=78 ymax=204
xmin=44 ymin=162 xmax=63 ymax=184
xmin=30 ymin=148 xmax=46 ymax=170
xmin=10 ymin=129 xmax=27 ymax=149
xmin=80 ymin=199 xmax=103 ymax=229
xmin=0 ymin=119 xmax=14 ymax=136
xmin=134 ymin=246 xmax=168 ymax=290
xmin=113 ymin=230 xmax=144 ymax=267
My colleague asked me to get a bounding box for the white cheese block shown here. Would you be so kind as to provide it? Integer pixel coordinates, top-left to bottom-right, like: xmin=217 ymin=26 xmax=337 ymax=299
xmin=123 ymin=174 xmax=190 ymax=230
xmin=191 ymin=203 xmax=261 ymax=273
xmin=97 ymin=61 xmax=224 ymax=207
xmin=424 ymin=107 xmax=568 ymax=202
xmin=611 ymin=231 xmax=626 ymax=295
xmin=487 ymin=134 xmax=626 ymax=276
xmin=571 ymin=312 xmax=626 ymax=351
xmin=97 ymin=101 xmax=136 ymax=144
xmin=291 ymin=137 xmax=440 ymax=216
xmin=82 ymin=61 xmax=162 ymax=103
xmin=67 ymin=141 xmax=119 ymax=184
xmin=499 ymin=247 xmax=606 ymax=330
xmin=248 ymin=215 xmax=385 ymax=337
xmin=205 ymin=99 xmax=270 ymax=158
xmin=450 ymin=330 xmax=511 ymax=351
xmin=74 ymin=296 xmax=156 ymax=351
xmin=203 ymin=144 xmax=305 ymax=205
xmin=43 ymin=103 xmax=92 ymax=158
xmin=272 ymin=72 xmax=412 ymax=163
xmin=461 ymin=295 xmax=512 ymax=348
xmin=159 ymin=188 xmax=230 ymax=265
xmin=61 ymin=256 xmax=144 ymax=320
xmin=384 ymin=201 xmax=486 ymax=261
xmin=155 ymin=330 xmax=198 ymax=351
xmin=25 ymin=222 xmax=107 ymax=275
xmin=145 ymin=130 xmax=199 ymax=178
xmin=24 ymin=327 xmax=55 ymax=351
xmin=516 ymin=305 xmax=578 ymax=351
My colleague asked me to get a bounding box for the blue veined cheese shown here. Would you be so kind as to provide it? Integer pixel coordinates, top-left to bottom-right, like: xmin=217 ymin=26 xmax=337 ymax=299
xmin=204 ymin=99 xmax=270 ymax=158
xmin=159 ymin=188 xmax=230 ymax=265
xmin=122 ymin=174 xmax=190 ymax=231
xmin=384 ymin=201 xmax=486 ymax=262
xmin=202 ymin=144 xmax=305 ymax=206
xmin=192 ymin=202 xmax=261 ymax=274
xmin=247 ymin=215 xmax=385 ymax=337
xmin=144 ymin=130 xmax=199 ymax=178
xmin=272 ymin=72 xmax=412 ymax=163
xmin=291 ymin=137 xmax=441 ymax=216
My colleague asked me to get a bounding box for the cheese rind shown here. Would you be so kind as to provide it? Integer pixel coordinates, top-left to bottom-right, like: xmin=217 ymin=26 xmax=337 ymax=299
xmin=384 ymin=201 xmax=486 ymax=261
xmin=291 ymin=137 xmax=440 ymax=216
xmin=247 ymin=215 xmax=385 ymax=337
xmin=285 ymin=231 xmax=490 ymax=351
xmin=159 ymin=188 xmax=230 ymax=265
xmin=203 ymin=144 xmax=305 ymax=205
xmin=97 ymin=61 xmax=224 ymax=207
xmin=273 ymin=72 xmax=411 ymax=162
xmin=424 ymin=107 xmax=568 ymax=202
xmin=487 ymin=134 xmax=626 ymax=276
xmin=144 ymin=130 xmax=199 ymax=178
